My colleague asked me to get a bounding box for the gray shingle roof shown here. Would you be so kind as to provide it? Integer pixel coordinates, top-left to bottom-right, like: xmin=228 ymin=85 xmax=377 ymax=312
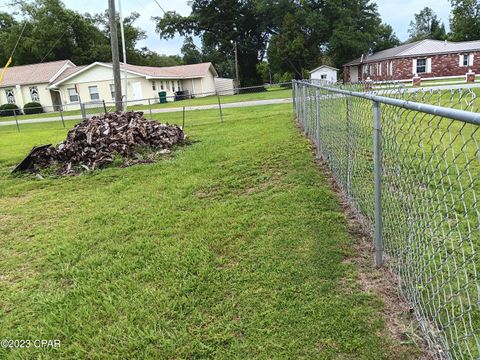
xmin=0 ymin=60 xmax=74 ymax=88
xmin=344 ymin=39 xmax=480 ymax=66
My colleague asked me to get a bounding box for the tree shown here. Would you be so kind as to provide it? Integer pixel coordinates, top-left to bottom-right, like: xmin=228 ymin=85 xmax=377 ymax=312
xmin=267 ymin=10 xmax=326 ymax=79
xmin=408 ymin=7 xmax=447 ymax=41
xmin=0 ymin=0 xmax=182 ymax=68
xmin=181 ymin=37 xmax=202 ymax=64
xmin=373 ymin=23 xmax=401 ymax=52
xmin=449 ymin=0 xmax=480 ymax=41
xmin=325 ymin=0 xmax=394 ymax=69
xmin=154 ymin=0 xmax=280 ymax=86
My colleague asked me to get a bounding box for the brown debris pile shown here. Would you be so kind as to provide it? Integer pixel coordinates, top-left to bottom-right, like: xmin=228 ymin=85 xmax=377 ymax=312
xmin=16 ymin=111 xmax=185 ymax=175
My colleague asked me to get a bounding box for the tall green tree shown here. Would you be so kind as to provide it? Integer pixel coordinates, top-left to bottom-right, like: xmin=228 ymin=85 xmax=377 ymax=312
xmin=407 ymin=7 xmax=447 ymax=41
xmin=181 ymin=37 xmax=203 ymax=64
xmin=373 ymin=23 xmax=400 ymax=52
xmin=154 ymin=0 xmax=282 ymax=86
xmin=266 ymin=0 xmax=398 ymax=78
xmin=449 ymin=0 xmax=480 ymax=41
xmin=0 ymin=0 xmax=182 ymax=68
xmin=267 ymin=9 xmax=326 ymax=78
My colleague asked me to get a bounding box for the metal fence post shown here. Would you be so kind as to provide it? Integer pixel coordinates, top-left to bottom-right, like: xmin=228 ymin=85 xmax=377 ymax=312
xmin=217 ymin=92 xmax=224 ymax=123
xmin=373 ymin=100 xmax=383 ymax=267
xmin=302 ymin=84 xmax=307 ymax=133
xmin=293 ymin=81 xmax=297 ymax=115
xmin=14 ymin=111 xmax=19 ymax=132
xmin=315 ymin=88 xmax=321 ymax=159
xmin=59 ymin=108 xmax=66 ymax=128
xmin=148 ymin=99 xmax=153 ymax=120
xmin=80 ymin=103 xmax=86 ymax=121
xmin=182 ymin=106 xmax=185 ymax=129
xmin=102 ymin=100 xmax=107 ymax=114
xmin=346 ymin=96 xmax=351 ymax=197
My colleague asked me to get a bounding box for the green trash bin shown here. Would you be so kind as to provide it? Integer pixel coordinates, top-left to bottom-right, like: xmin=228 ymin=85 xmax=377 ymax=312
xmin=158 ymin=91 xmax=168 ymax=104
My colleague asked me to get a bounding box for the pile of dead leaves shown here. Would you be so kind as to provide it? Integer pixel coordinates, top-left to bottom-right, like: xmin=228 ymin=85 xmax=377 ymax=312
xmin=15 ymin=111 xmax=185 ymax=175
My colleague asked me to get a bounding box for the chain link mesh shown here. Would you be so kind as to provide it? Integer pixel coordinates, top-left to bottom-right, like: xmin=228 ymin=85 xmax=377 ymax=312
xmin=293 ymin=80 xmax=480 ymax=359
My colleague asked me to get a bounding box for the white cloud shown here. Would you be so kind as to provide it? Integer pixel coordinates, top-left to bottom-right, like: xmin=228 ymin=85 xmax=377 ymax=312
xmin=376 ymin=0 xmax=451 ymax=41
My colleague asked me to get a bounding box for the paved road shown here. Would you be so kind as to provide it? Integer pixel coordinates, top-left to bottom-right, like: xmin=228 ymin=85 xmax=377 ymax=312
xmin=0 ymin=98 xmax=293 ymax=127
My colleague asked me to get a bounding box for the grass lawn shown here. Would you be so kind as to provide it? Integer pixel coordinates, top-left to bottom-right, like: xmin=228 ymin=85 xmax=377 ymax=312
xmin=0 ymin=104 xmax=419 ymax=358
xmin=0 ymin=87 xmax=292 ymax=123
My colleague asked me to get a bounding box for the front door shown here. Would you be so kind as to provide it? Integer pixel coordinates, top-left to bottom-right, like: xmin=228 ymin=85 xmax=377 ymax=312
xmin=350 ymin=66 xmax=359 ymax=83
xmin=50 ymin=90 xmax=62 ymax=111
xmin=131 ymin=82 xmax=143 ymax=100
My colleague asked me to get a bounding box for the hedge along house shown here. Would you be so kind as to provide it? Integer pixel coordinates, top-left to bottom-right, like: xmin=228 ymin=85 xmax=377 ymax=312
xmin=0 ymin=60 xmax=75 ymax=110
xmin=343 ymin=39 xmax=480 ymax=83
xmin=49 ymin=62 xmax=219 ymax=110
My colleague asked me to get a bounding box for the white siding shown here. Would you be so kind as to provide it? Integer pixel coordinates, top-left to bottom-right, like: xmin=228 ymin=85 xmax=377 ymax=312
xmin=214 ymin=78 xmax=235 ymax=95
xmin=310 ymin=67 xmax=338 ymax=82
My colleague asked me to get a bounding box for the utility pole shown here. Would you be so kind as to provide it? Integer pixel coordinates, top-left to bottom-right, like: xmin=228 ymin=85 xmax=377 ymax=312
xmin=118 ymin=0 xmax=128 ymax=111
xmin=108 ymin=0 xmax=123 ymax=111
xmin=234 ymin=41 xmax=240 ymax=90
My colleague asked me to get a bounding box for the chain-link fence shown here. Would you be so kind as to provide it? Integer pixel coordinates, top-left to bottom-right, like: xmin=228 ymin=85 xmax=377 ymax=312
xmin=293 ymin=80 xmax=480 ymax=359
xmin=0 ymin=82 xmax=292 ymax=133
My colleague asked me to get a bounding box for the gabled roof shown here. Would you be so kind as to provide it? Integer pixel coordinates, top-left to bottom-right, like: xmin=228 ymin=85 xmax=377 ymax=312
xmin=51 ymin=61 xmax=217 ymax=87
xmin=0 ymin=60 xmax=74 ymax=88
xmin=344 ymin=39 xmax=480 ymax=66
xmin=309 ymin=65 xmax=339 ymax=73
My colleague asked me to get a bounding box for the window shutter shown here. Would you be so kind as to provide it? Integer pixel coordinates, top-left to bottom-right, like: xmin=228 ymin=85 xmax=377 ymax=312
xmin=426 ymin=58 xmax=432 ymax=73
xmin=459 ymin=55 xmax=463 ymax=67
xmin=469 ymin=54 xmax=474 ymax=66
xmin=412 ymin=59 xmax=417 ymax=75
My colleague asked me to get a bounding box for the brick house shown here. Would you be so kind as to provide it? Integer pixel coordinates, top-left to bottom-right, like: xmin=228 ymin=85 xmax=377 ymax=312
xmin=343 ymin=39 xmax=480 ymax=83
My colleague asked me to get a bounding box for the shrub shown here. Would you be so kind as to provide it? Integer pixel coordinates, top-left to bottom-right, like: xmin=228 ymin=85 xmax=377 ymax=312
xmin=23 ymin=102 xmax=44 ymax=115
xmin=0 ymin=103 xmax=21 ymax=117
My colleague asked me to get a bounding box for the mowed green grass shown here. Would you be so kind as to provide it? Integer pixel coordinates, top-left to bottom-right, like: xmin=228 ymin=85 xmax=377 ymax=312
xmin=0 ymin=104 xmax=419 ymax=359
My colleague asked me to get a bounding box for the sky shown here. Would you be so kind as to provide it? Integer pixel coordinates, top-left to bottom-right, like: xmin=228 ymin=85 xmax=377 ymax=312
xmin=1 ymin=0 xmax=453 ymax=56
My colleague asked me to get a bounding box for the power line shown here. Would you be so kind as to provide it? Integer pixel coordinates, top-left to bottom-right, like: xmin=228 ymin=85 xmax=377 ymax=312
xmin=9 ymin=21 xmax=27 ymax=58
xmin=152 ymin=0 xmax=166 ymax=14
xmin=38 ymin=15 xmax=77 ymax=63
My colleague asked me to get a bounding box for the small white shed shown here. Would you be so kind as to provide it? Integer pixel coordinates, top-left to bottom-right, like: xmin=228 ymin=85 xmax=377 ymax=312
xmin=309 ymin=65 xmax=339 ymax=83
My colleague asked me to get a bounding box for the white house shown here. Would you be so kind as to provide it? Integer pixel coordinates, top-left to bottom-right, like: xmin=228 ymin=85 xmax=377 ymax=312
xmin=309 ymin=65 xmax=339 ymax=83
xmin=0 ymin=60 xmax=228 ymax=111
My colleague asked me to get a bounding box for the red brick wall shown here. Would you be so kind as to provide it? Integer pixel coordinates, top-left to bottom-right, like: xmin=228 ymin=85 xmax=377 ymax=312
xmin=344 ymin=51 xmax=480 ymax=82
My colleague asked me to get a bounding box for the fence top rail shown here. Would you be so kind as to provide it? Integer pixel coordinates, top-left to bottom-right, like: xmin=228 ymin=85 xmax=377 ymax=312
xmin=296 ymin=80 xmax=480 ymax=126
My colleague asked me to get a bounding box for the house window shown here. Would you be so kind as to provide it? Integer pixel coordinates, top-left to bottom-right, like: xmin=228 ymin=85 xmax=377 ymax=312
xmin=151 ymin=81 xmax=156 ymax=91
xmin=177 ymin=81 xmax=181 ymax=90
xmin=68 ymin=88 xmax=79 ymax=102
xmin=29 ymin=86 xmax=40 ymax=102
xmin=88 ymin=86 xmax=99 ymax=101
xmin=416 ymin=59 xmax=427 ymax=73
xmin=160 ymin=81 xmax=164 ymax=90
xmin=172 ymin=83 xmax=175 ymax=92
xmin=5 ymin=89 xmax=15 ymax=104
xmin=110 ymin=84 xmax=115 ymax=99
xmin=460 ymin=54 xmax=472 ymax=67
xmin=320 ymin=74 xmax=327 ymax=79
